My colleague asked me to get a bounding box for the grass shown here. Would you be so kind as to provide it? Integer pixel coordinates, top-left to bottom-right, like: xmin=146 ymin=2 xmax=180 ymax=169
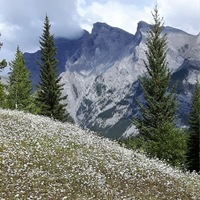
xmin=0 ymin=109 xmax=199 ymax=199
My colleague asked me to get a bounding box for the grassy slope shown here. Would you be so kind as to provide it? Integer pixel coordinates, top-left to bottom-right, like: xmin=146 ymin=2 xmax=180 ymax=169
xmin=0 ymin=109 xmax=199 ymax=199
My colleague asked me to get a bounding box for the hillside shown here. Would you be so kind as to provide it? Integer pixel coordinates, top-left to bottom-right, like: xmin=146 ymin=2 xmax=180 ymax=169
xmin=0 ymin=109 xmax=199 ymax=199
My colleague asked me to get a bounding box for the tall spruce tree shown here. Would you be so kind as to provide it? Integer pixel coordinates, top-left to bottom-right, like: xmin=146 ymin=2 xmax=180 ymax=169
xmin=132 ymin=6 xmax=186 ymax=166
xmin=7 ymin=46 xmax=34 ymax=112
xmin=187 ymin=79 xmax=200 ymax=172
xmin=134 ymin=6 xmax=176 ymax=139
xmin=36 ymin=15 xmax=68 ymax=122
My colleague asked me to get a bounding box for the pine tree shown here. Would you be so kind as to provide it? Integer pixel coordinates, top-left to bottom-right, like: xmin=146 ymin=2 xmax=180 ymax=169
xmin=132 ymin=6 xmax=186 ymax=167
xmin=134 ymin=6 xmax=176 ymax=139
xmin=36 ymin=15 xmax=68 ymax=122
xmin=187 ymin=79 xmax=200 ymax=172
xmin=7 ymin=46 xmax=34 ymax=112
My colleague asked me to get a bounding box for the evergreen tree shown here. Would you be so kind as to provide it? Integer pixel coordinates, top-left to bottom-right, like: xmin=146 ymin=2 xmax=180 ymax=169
xmin=36 ymin=15 xmax=68 ymax=122
xmin=123 ymin=123 xmax=187 ymax=167
xmin=7 ymin=46 xmax=34 ymax=112
xmin=134 ymin=6 xmax=176 ymax=139
xmin=132 ymin=6 xmax=186 ymax=167
xmin=187 ymin=79 xmax=200 ymax=172
xmin=0 ymin=82 xmax=7 ymax=108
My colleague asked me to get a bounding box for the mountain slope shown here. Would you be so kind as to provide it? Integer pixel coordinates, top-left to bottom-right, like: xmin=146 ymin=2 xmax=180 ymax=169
xmin=60 ymin=21 xmax=200 ymax=137
xmin=24 ymin=21 xmax=200 ymax=138
xmin=0 ymin=109 xmax=200 ymax=199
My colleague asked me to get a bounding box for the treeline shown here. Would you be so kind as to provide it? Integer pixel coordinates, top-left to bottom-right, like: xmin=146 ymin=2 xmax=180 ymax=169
xmin=0 ymin=15 xmax=71 ymax=123
xmin=121 ymin=6 xmax=200 ymax=173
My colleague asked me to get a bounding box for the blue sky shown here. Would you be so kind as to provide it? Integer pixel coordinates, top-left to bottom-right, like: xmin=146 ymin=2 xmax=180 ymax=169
xmin=0 ymin=0 xmax=199 ymax=71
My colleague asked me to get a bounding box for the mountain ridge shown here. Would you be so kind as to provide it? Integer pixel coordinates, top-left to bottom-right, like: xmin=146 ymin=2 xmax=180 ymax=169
xmin=24 ymin=21 xmax=200 ymax=138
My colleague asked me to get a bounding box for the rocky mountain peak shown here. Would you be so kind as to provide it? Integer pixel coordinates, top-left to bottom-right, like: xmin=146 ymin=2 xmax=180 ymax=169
xmin=24 ymin=21 xmax=200 ymax=138
xmin=92 ymin=22 xmax=134 ymax=41
xmin=91 ymin=22 xmax=134 ymax=56
xmin=92 ymin=22 xmax=112 ymax=34
xmin=137 ymin=20 xmax=150 ymax=31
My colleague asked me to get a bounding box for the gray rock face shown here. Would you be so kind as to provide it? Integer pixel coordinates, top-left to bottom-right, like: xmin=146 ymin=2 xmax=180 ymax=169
xmin=24 ymin=21 xmax=200 ymax=138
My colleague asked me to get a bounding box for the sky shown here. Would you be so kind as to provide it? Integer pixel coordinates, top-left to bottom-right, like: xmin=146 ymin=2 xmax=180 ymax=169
xmin=0 ymin=0 xmax=200 ymax=74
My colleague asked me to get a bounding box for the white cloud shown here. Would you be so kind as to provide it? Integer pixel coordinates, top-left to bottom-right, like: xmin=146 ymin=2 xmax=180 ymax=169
xmin=78 ymin=0 xmax=200 ymax=35
xmin=0 ymin=0 xmax=199 ymax=75
xmin=158 ymin=0 xmax=200 ymax=34
xmin=78 ymin=0 xmax=153 ymax=34
xmin=0 ymin=0 xmax=83 ymax=65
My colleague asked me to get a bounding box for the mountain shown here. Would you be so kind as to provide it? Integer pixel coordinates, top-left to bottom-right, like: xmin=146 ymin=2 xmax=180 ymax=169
xmin=24 ymin=21 xmax=200 ymax=138
xmin=1 ymin=109 xmax=200 ymax=199
xmin=24 ymin=32 xmax=89 ymax=90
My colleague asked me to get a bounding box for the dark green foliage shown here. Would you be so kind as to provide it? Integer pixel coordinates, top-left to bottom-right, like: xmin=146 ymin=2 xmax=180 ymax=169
xmin=0 ymin=82 xmax=7 ymax=108
xmin=7 ymin=47 xmax=35 ymax=112
xmin=36 ymin=16 xmax=68 ymax=122
xmin=145 ymin=123 xmax=187 ymax=167
xmin=119 ymin=135 xmax=146 ymax=153
xmin=187 ymin=80 xmax=200 ymax=172
xmin=131 ymin=6 xmax=186 ymax=167
xmin=122 ymin=123 xmax=188 ymax=167
xmin=134 ymin=6 xmax=176 ymax=139
xmin=0 ymin=59 xmax=7 ymax=70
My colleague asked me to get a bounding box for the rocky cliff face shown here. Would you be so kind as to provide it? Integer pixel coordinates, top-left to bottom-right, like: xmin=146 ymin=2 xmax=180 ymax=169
xmin=24 ymin=21 xmax=200 ymax=138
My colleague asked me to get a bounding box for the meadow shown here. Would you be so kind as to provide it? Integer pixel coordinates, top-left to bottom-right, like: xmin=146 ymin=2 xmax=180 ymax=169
xmin=0 ymin=109 xmax=199 ymax=199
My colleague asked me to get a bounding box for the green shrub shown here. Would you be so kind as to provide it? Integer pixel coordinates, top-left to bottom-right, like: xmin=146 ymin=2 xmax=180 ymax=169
xmin=145 ymin=123 xmax=188 ymax=167
xmin=123 ymin=123 xmax=188 ymax=168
